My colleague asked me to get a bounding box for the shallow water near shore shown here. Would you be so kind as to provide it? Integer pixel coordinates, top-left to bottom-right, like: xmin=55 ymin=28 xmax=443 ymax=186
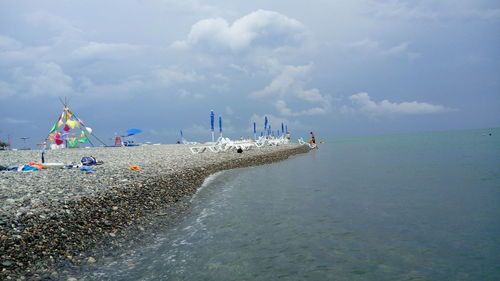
xmin=71 ymin=128 xmax=500 ymax=280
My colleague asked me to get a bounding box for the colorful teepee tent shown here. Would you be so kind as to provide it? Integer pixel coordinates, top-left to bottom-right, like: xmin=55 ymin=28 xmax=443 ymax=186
xmin=45 ymin=99 xmax=106 ymax=148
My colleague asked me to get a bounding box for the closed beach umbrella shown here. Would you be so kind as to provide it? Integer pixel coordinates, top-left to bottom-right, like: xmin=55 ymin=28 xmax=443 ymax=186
xmin=210 ymin=110 xmax=215 ymax=131
xmin=253 ymin=122 xmax=257 ymax=140
xmin=180 ymin=130 xmax=183 ymax=138
xmin=210 ymin=110 xmax=215 ymax=141
xmin=219 ymin=116 xmax=223 ymax=136
xmin=264 ymin=116 xmax=268 ymax=132
xmin=281 ymin=123 xmax=284 ymax=134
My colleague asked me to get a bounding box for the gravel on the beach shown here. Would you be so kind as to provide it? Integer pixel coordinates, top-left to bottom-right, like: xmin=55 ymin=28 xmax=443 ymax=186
xmin=0 ymin=143 xmax=309 ymax=279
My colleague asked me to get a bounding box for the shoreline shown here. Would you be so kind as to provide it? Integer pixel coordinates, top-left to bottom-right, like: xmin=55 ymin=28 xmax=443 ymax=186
xmin=0 ymin=144 xmax=310 ymax=279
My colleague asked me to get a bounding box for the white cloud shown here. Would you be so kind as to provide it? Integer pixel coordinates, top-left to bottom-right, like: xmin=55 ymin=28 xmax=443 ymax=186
xmin=25 ymin=11 xmax=74 ymax=30
xmin=275 ymin=100 xmax=293 ymax=116
xmin=296 ymin=88 xmax=328 ymax=104
xmin=80 ymin=78 xmax=146 ymax=99
xmin=251 ymin=63 xmax=330 ymax=116
xmin=381 ymin=41 xmax=410 ymax=56
xmin=342 ymin=92 xmax=454 ymax=115
xmin=275 ymin=100 xmax=328 ymax=116
xmin=152 ymin=66 xmax=205 ymax=86
xmin=177 ymin=88 xmax=204 ymax=99
xmin=1 ymin=117 xmax=31 ymax=124
xmin=249 ymin=113 xmax=305 ymax=134
xmin=349 ymin=39 xmax=420 ymax=60
xmin=160 ymin=0 xmax=223 ymax=17
xmin=0 ymin=35 xmax=23 ymax=51
xmin=349 ymin=38 xmax=380 ymax=50
xmin=11 ymin=62 xmax=73 ymax=97
xmin=366 ymin=0 xmax=438 ymax=20
xmin=24 ymin=10 xmax=84 ymax=44
xmin=251 ymin=64 xmax=311 ymax=98
xmin=229 ymin=63 xmax=249 ymax=74
xmin=172 ymin=9 xmax=308 ymax=52
xmin=366 ymin=0 xmax=500 ymax=22
xmin=72 ymin=42 xmax=142 ymax=60
xmin=0 ymin=35 xmax=51 ymax=65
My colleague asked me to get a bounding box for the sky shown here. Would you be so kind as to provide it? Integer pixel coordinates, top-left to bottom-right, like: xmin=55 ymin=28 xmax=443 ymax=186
xmin=1 ymin=0 xmax=499 ymax=148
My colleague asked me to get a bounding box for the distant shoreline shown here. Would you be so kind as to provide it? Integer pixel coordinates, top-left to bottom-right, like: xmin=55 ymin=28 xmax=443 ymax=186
xmin=0 ymin=143 xmax=310 ymax=279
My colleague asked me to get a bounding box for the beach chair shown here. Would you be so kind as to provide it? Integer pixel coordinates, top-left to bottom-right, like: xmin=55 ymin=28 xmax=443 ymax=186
xmin=267 ymin=137 xmax=281 ymax=146
xmin=199 ymin=137 xmax=230 ymax=153
xmin=233 ymin=140 xmax=256 ymax=151
xmin=254 ymin=136 xmax=268 ymax=148
xmin=298 ymin=137 xmax=316 ymax=148
xmin=218 ymin=137 xmax=237 ymax=152
xmin=190 ymin=146 xmax=209 ymax=154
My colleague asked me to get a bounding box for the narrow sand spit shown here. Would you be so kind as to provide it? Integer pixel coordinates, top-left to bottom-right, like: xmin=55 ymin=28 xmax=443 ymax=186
xmin=0 ymin=143 xmax=309 ymax=279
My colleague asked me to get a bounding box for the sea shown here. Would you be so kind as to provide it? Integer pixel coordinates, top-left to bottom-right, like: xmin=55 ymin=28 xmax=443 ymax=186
xmin=71 ymin=128 xmax=500 ymax=281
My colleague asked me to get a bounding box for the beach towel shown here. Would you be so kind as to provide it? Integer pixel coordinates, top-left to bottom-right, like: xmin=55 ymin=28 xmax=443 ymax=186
xmin=80 ymin=167 xmax=96 ymax=172
xmin=27 ymin=163 xmax=44 ymax=170
xmin=22 ymin=165 xmax=39 ymax=171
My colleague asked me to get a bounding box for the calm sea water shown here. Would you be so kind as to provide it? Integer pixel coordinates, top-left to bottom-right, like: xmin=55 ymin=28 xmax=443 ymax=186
xmin=75 ymin=128 xmax=500 ymax=280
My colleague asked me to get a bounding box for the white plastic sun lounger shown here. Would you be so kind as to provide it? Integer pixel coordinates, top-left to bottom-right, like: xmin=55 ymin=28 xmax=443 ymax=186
xmin=190 ymin=146 xmax=209 ymax=154
xmin=298 ymin=137 xmax=316 ymax=148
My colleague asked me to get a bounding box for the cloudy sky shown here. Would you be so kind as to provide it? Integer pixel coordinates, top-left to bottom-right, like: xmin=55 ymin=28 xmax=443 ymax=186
xmin=1 ymin=0 xmax=499 ymax=147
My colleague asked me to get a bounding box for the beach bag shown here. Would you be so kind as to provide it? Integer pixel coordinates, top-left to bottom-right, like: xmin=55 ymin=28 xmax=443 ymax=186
xmin=81 ymin=156 xmax=97 ymax=166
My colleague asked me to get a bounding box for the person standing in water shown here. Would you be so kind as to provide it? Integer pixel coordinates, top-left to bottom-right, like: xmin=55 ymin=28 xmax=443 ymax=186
xmin=309 ymin=131 xmax=318 ymax=148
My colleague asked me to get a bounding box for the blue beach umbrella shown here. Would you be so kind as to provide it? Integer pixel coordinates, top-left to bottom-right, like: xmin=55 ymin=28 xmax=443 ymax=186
xmin=210 ymin=110 xmax=215 ymax=141
xmin=264 ymin=116 xmax=268 ymax=132
xmin=210 ymin=110 xmax=215 ymax=131
xmin=180 ymin=130 xmax=183 ymax=138
xmin=253 ymin=122 xmax=257 ymax=140
xmin=219 ymin=116 xmax=222 ymax=135
xmin=281 ymin=123 xmax=284 ymax=134
xmin=285 ymin=125 xmax=288 ymax=134
xmin=126 ymin=128 xmax=142 ymax=136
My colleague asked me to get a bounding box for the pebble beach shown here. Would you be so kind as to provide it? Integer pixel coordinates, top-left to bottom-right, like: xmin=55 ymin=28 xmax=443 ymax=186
xmin=0 ymin=143 xmax=309 ymax=280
